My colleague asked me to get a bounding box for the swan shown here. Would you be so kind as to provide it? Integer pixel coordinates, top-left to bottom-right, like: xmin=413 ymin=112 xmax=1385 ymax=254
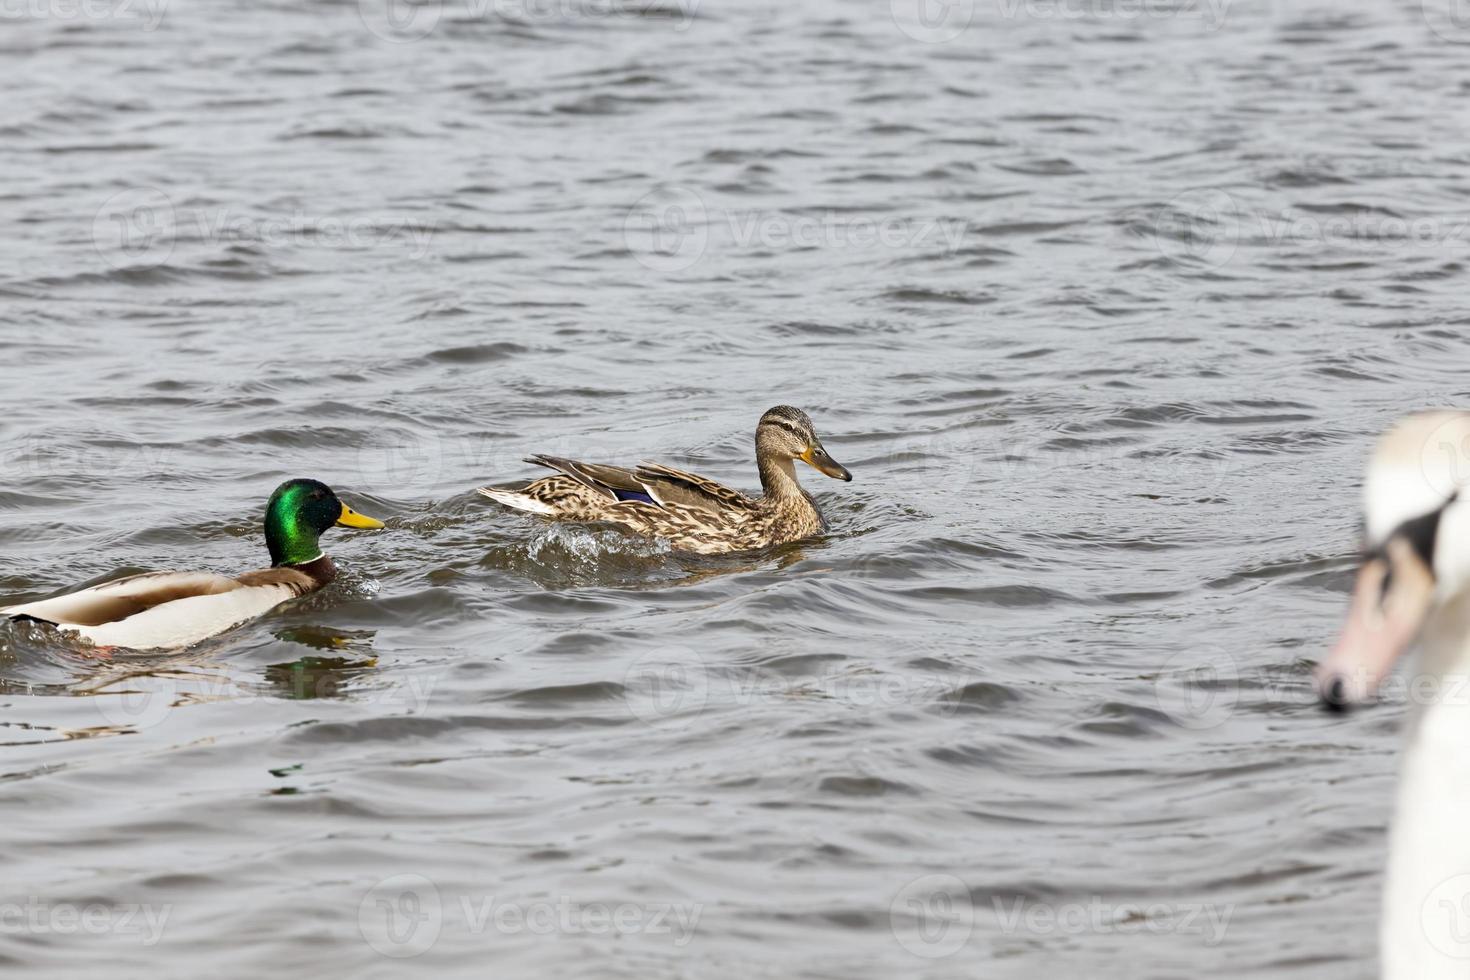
xmin=1317 ymin=410 xmax=1470 ymax=976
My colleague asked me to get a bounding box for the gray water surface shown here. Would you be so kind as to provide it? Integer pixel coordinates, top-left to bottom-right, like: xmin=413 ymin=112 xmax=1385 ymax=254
xmin=4 ymin=0 xmax=1470 ymax=976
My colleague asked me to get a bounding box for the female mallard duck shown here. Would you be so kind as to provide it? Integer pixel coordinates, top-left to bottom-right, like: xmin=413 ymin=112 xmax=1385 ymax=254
xmin=1 ymin=478 xmax=385 ymax=651
xmin=476 ymin=405 xmax=852 ymax=555
xmin=1316 ymin=411 xmax=1470 ymax=977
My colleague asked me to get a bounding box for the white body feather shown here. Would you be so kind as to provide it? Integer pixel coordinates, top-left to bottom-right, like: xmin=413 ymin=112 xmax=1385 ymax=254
xmin=476 ymin=487 xmax=556 ymax=515
xmin=2 ymin=571 xmax=301 ymax=650
xmin=1381 ymin=596 xmax=1470 ymax=977
xmin=1359 ymin=413 xmax=1470 ymax=974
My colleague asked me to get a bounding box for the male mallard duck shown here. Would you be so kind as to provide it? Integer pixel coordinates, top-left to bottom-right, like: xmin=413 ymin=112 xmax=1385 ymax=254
xmin=1316 ymin=411 xmax=1470 ymax=977
xmin=1 ymin=479 xmax=385 ymax=651
xmin=476 ymin=405 xmax=852 ymax=555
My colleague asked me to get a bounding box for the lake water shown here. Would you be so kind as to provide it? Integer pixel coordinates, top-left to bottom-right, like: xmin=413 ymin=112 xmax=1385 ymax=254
xmin=3 ymin=0 xmax=1469 ymax=975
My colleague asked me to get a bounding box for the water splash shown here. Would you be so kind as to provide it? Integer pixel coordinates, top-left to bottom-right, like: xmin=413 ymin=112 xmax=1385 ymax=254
xmin=528 ymin=523 xmax=673 ymax=563
xmin=509 ymin=523 xmax=680 ymax=587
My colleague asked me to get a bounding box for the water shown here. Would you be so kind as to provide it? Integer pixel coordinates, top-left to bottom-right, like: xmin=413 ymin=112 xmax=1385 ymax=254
xmin=3 ymin=0 xmax=1469 ymax=974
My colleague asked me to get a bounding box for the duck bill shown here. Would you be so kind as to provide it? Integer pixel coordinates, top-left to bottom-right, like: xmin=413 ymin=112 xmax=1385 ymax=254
xmin=337 ymin=503 xmax=385 ymax=529
xmin=1316 ymin=549 xmax=1433 ymax=709
xmin=800 ymin=446 xmax=852 ymax=482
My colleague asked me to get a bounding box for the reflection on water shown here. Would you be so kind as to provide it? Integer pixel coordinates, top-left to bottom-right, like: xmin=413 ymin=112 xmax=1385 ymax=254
xmin=272 ymin=625 xmax=378 ymax=654
xmin=263 ymin=626 xmax=379 ymax=699
xmin=263 ymin=654 xmax=379 ymax=701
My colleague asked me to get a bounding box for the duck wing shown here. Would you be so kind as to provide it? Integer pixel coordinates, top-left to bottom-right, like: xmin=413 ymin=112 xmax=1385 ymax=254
xmin=630 ymin=462 xmax=756 ymax=514
xmin=2 ymin=571 xmax=244 ymax=627
xmin=4 ymin=567 xmax=318 ymax=651
xmin=524 ymin=455 xmax=659 ymax=505
xmin=523 ymin=455 xmax=755 ymax=514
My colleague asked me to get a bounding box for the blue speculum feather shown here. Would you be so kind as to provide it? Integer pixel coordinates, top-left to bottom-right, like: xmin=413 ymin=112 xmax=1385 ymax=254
xmin=612 ymin=488 xmax=655 ymax=504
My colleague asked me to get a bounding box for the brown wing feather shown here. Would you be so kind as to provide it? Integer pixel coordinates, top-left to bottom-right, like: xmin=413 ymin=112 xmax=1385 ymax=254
xmin=524 ymin=454 xmax=754 ymax=514
xmin=525 ymin=455 xmax=643 ymax=501
xmin=518 ymin=454 xmax=754 ymax=518
xmin=632 ymin=462 xmax=755 ymax=513
xmin=234 ymin=567 xmax=317 ymax=595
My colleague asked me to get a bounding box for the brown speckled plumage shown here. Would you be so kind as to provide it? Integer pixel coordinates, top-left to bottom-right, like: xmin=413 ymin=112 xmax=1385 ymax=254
xmin=477 ymin=406 xmax=853 ymax=555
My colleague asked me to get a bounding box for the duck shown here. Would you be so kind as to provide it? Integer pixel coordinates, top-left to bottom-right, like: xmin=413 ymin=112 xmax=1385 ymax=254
xmin=476 ymin=405 xmax=853 ymax=555
xmin=1316 ymin=410 xmax=1470 ymax=977
xmin=1 ymin=478 xmax=385 ymax=651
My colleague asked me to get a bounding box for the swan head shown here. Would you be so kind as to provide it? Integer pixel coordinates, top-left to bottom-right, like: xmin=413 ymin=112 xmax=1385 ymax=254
xmin=1318 ymin=411 xmax=1470 ymax=709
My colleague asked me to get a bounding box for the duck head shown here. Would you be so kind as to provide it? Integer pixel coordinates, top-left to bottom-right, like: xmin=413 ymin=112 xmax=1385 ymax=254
xmin=755 ymin=405 xmax=852 ymax=482
xmin=265 ymin=478 xmax=385 ymax=568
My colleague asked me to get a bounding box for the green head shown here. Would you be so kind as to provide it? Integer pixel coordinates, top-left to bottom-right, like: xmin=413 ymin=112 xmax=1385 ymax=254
xmin=264 ymin=478 xmax=385 ymax=567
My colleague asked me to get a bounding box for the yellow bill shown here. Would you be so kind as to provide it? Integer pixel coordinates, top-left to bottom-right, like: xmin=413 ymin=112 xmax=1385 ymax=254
xmin=337 ymin=503 xmax=385 ymax=529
